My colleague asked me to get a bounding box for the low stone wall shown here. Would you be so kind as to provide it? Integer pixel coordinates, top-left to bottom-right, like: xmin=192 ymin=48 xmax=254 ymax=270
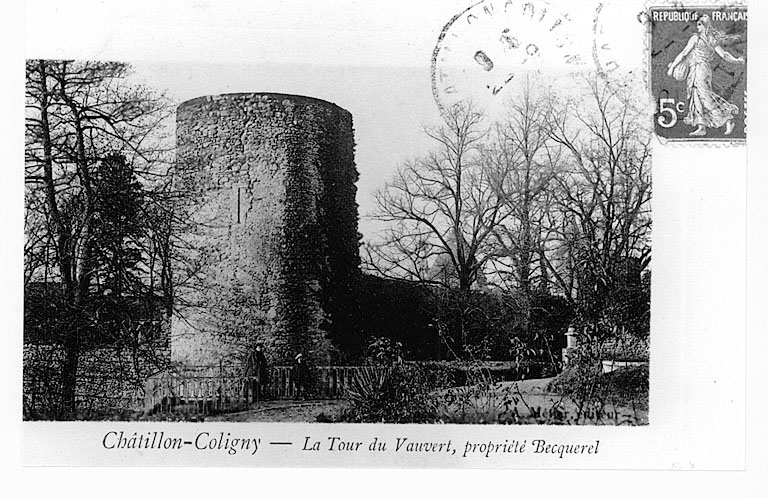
xmin=23 ymin=340 xmax=170 ymax=416
xmin=562 ymin=334 xmax=649 ymax=366
xmin=598 ymin=335 xmax=649 ymax=362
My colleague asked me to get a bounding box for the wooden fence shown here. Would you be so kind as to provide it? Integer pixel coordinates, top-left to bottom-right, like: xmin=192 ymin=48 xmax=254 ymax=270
xmin=143 ymin=365 xmax=389 ymax=415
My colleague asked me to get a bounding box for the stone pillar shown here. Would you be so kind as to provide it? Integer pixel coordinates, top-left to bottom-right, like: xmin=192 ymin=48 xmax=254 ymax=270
xmin=562 ymin=326 xmax=578 ymax=365
xmin=172 ymin=93 xmax=359 ymax=367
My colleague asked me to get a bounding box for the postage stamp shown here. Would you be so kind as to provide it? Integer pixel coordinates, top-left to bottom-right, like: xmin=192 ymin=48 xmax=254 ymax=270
xmin=649 ymin=5 xmax=747 ymax=142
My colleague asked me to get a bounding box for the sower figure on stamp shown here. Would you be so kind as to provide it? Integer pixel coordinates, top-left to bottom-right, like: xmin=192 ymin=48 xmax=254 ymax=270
xmin=667 ymin=14 xmax=745 ymax=137
xmin=293 ymin=353 xmax=310 ymax=400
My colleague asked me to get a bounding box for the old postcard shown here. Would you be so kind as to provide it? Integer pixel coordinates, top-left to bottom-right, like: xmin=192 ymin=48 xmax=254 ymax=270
xmin=17 ymin=0 xmax=758 ymax=477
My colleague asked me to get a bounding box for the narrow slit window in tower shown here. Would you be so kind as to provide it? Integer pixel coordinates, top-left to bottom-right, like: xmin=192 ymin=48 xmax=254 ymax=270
xmin=236 ymin=187 xmax=241 ymax=224
xmin=232 ymin=185 xmax=245 ymax=225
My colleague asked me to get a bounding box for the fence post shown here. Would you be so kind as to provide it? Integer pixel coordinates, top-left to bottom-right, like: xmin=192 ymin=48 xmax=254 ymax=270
xmin=143 ymin=376 xmax=155 ymax=415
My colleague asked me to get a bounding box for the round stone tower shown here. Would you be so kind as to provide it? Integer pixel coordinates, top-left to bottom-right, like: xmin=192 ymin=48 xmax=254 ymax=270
xmin=172 ymin=93 xmax=360 ymax=367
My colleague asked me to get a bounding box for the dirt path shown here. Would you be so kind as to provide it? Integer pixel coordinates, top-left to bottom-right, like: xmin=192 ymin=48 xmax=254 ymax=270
xmin=206 ymin=399 xmax=347 ymax=423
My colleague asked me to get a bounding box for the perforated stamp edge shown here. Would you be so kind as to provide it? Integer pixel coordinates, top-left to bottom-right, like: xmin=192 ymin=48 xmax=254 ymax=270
xmin=642 ymin=0 xmax=748 ymax=147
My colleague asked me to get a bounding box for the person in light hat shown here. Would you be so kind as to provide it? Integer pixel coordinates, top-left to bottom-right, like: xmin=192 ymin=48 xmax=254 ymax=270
xmin=293 ymin=353 xmax=310 ymax=400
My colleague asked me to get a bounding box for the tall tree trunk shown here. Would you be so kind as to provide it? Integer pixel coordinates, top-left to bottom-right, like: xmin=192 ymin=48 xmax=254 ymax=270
xmin=35 ymin=61 xmax=81 ymax=416
xmin=59 ymin=66 xmax=97 ymax=416
xmin=59 ymin=309 xmax=81 ymax=417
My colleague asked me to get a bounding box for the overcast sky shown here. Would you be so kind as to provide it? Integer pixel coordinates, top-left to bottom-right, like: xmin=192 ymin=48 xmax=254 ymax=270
xmin=25 ymin=0 xmax=646 ymax=240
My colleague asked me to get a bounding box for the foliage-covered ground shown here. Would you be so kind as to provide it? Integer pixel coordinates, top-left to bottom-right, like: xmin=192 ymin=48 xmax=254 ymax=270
xmin=204 ymin=375 xmax=647 ymax=425
xmin=438 ymin=377 xmax=647 ymax=425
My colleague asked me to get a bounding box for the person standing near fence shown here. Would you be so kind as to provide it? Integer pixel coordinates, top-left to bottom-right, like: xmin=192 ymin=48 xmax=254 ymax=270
xmin=293 ymin=353 xmax=310 ymax=400
xmin=254 ymin=344 xmax=269 ymax=399
xmin=244 ymin=345 xmax=268 ymax=406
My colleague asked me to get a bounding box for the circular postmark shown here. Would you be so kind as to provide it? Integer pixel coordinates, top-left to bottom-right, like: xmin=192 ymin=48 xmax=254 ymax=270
xmin=591 ymin=1 xmax=653 ymax=114
xmin=592 ymin=2 xmax=649 ymax=84
xmin=431 ymin=0 xmax=587 ymax=122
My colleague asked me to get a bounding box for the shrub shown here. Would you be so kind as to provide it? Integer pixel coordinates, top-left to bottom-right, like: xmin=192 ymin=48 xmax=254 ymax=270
xmin=547 ymin=344 xmax=648 ymax=421
xmin=364 ymin=336 xmax=404 ymax=365
xmin=547 ymin=344 xmax=605 ymax=406
xmin=341 ymin=364 xmax=452 ymax=423
xmin=602 ymin=364 xmax=649 ymax=411
xmin=438 ymin=389 xmax=570 ymax=425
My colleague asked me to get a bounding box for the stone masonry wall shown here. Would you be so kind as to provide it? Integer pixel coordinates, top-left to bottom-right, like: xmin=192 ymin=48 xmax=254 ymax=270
xmin=23 ymin=333 xmax=170 ymax=414
xmin=173 ymin=93 xmax=359 ymax=367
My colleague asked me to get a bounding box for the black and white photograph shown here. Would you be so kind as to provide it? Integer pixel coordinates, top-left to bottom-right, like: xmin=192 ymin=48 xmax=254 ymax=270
xmin=12 ymin=0 xmax=764 ymax=480
xmin=23 ymin=1 xmax=651 ymax=427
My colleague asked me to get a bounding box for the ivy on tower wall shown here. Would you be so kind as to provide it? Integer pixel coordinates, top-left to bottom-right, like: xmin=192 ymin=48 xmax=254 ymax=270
xmin=173 ymin=93 xmax=360 ymax=367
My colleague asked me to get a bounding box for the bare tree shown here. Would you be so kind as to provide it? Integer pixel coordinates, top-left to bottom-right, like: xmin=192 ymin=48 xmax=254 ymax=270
xmin=366 ymin=102 xmax=505 ymax=291
xmin=484 ymin=81 xmax=565 ymax=298
xmin=544 ymin=76 xmax=652 ymax=339
xmin=366 ymin=102 xmax=515 ymax=352
xmin=25 ymin=59 xmax=173 ymax=416
xmin=364 ymin=75 xmax=650 ymax=362
xmin=471 ymin=81 xmax=575 ymax=365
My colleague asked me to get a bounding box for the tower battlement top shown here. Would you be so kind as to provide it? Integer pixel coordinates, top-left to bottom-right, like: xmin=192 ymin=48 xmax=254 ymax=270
xmin=177 ymin=93 xmax=349 ymax=114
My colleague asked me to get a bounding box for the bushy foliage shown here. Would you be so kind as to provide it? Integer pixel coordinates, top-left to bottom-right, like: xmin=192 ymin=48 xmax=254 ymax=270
xmin=547 ymin=345 xmax=604 ymax=412
xmin=573 ymin=264 xmax=651 ymax=343
xmin=364 ymin=337 xmax=404 ymax=365
xmin=340 ymin=364 xmax=453 ymax=423
xmin=436 ymin=357 xmax=646 ymax=425
xmin=351 ymin=275 xmax=571 ymax=363
xmin=602 ymin=364 xmax=649 ymax=411
xmin=547 ymin=344 xmax=649 ymax=421
xmin=438 ymin=382 xmax=569 ymax=425
xmin=352 ymin=275 xmax=437 ymax=360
